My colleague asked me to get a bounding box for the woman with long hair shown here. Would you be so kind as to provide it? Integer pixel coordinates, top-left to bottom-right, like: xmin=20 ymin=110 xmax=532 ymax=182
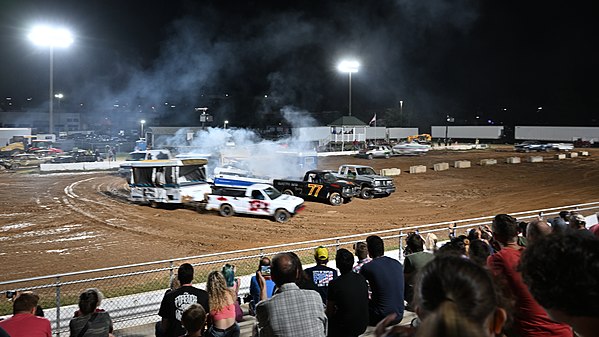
xmin=206 ymin=271 xmax=240 ymax=337
xmin=375 ymin=255 xmax=508 ymax=337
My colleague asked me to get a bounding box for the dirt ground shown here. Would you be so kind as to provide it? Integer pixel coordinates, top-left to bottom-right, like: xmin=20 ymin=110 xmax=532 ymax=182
xmin=1 ymin=146 xmax=598 ymax=281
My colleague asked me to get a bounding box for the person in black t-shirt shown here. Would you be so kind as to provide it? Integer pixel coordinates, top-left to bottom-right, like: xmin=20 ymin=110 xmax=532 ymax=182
xmin=158 ymin=263 xmax=209 ymax=337
xmin=326 ymin=249 xmax=369 ymax=337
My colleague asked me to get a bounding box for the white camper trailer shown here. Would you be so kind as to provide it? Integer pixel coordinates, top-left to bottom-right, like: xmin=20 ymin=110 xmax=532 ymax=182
xmin=128 ymin=158 xmax=211 ymax=208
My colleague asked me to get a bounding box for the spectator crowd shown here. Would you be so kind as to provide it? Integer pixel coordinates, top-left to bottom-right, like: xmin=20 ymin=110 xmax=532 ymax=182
xmin=1 ymin=211 xmax=598 ymax=337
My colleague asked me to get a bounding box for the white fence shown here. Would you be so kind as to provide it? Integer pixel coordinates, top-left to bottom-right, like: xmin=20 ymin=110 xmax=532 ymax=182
xmin=1 ymin=201 xmax=598 ymax=336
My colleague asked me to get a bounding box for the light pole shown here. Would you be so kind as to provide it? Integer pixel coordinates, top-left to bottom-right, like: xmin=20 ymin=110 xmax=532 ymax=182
xmin=140 ymin=120 xmax=146 ymax=138
xmin=445 ymin=115 xmax=455 ymax=146
xmin=337 ymin=60 xmax=359 ymax=116
xmin=29 ymin=25 xmax=73 ymax=134
xmin=224 ymin=120 xmax=229 ymax=129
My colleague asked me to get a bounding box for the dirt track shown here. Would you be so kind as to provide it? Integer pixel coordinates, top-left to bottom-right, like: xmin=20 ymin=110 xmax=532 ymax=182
xmin=1 ymin=147 xmax=598 ymax=281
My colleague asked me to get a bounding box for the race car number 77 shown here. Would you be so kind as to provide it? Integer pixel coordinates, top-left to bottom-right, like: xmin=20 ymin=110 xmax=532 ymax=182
xmin=307 ymin=183 xmax=323 ymax=197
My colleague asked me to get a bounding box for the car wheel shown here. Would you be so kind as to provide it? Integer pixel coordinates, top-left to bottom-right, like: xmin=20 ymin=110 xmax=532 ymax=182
xmin=360 ymin=187 xmax=374 ymax=199
xmin=219 ymin=204 xmax=235 ymax=217
xmin=367 ymin=154 xmax=373 ymax=160
xmin=150 ymin=201 xmax=161 ymax=208
xmin=329 ymin=192 xmax=343 ymax=206
xmin=274 ymin=209 xmax=291 ymax=223
xmin=282 ymin=189 xmax=294 ymax=196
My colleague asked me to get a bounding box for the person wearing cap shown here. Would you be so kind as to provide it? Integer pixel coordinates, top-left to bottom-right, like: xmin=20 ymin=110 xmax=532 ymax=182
xmin=305 ymin=246 xmax=338 ymax=305
xmin=568 ymin=213 xmax=594 ymax=237
xmin=549 ymin=211 xmax=571 ymax=234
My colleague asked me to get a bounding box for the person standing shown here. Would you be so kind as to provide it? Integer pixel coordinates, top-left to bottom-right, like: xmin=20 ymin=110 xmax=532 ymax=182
xmin=158 ymin=263 xmax=209 ymax=337
xmin=254 ymin=252 xmax=327 ymax=337
xmin=352 ymin=242 xmax=371 ymax=273
xmin=488 ymin=214 xmax=572 ymax=337
xmin=305 ymin=246 xmax=338 ymax=305
xmin=0 ymin=292 xmax=51 ymax=337
xmin=69 ymin=289 xmax=113 ymax=337
xmin=403 ymin=233 xmax=434 ymax=310
xmin=206 ymin=271 xmax=240 ymax=337
xmin=360 ymin=235 xmax=404 ymax=326
xmin=180 ymin=304 xmax=207 ymax=337
xmin=249 ymin=257 xmax=276 ymax=315
xmin=326 ymin=249 xmax=369 ymax=337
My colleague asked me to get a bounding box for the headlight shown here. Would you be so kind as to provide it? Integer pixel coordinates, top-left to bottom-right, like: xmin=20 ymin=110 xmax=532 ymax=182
xmin=374 ymin=180 xmax=381 ymax=186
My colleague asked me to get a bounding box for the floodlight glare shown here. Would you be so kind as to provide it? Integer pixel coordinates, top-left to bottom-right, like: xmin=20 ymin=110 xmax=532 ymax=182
xmin=337 ymin=59 xmax=360 ymax=116
xmin=29 ymin=26 xmax=73 ymax=48
xmin=337 ymin=60 xmax=360 ymax=73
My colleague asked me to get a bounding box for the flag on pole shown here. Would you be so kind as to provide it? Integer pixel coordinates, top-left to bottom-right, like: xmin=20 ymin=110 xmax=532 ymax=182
xmin=369 ymin=114 xmax=376 ymax=126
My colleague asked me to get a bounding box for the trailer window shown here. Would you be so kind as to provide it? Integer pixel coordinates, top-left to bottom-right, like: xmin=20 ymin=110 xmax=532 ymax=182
xmin=179 ymin=165 xmax=206 ymax=182
xmin=132 ymin=168 xmax=153 ymax=186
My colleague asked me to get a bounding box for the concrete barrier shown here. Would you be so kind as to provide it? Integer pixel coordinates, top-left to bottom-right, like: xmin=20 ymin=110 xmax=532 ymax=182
xmin=479 ymin=159 xmax=497 ymax=166
xmin=454 ymin=160 xmax=471 ymax=168
xmin=506 ymin=157 xmax=521 ymax=164
xmin=569 ymin=152 xmax=579 ymax=158
xmin=40 ymin=161 xmax=124 ymax=172
xmin=579 ymin=151 xmax=589 ymax=156
xmin=555 ymin=154 xmax=566 ymax=160
xmin=380 ymin=168 xmax=401 ymax=176
xmin=433 ymin=162 xmax=449 ymax=171
xmin=528 ymin=156 xmax=543 ymax=163
xmin=409 ymin=165 xmax=427 ymax=174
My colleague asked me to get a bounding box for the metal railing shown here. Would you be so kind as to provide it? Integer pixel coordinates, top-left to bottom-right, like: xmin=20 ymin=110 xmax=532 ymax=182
xmin=1 ymin=201 xmax=598 ymax=336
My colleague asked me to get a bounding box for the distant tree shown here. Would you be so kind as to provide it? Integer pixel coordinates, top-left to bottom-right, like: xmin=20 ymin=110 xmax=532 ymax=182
xmin=383 ymin=107 xmax=409 ymax=127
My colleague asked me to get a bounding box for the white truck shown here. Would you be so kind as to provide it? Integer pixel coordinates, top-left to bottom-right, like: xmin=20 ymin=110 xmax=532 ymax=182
xmin=205 ymin=184 xmax=305 ymax=223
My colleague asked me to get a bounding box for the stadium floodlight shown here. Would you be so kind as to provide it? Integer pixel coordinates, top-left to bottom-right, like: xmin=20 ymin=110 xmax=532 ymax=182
xmin=28 ymin=25 xmax=74 ymax=134
xmin=29 ymin=26 xmax=74 ymax=47
xmin=337 ymin=60 xmax=360 ymax=116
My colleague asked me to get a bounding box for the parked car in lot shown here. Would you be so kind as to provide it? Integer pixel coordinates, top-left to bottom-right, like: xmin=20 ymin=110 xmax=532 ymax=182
xmin=10 ymin=154 xmax=48 ymax=169
xmin=50 ymin=150 xmax=100 ymax=163
xmin=356 ymin=145 xmax=392 ymax=159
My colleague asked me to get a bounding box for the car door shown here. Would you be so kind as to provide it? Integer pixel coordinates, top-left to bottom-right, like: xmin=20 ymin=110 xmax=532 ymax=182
xmin=246 ymin=189 xmax=269 ymax=214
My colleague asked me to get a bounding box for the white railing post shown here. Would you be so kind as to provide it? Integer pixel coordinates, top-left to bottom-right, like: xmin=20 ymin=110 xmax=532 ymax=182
xmin=55 ymin=276 xmax=61 ymax=336
xmin=399 ymin=230 xmax=404 ymax=260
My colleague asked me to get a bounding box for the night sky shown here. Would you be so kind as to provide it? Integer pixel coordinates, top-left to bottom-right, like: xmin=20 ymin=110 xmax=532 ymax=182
xmin=0 ymin=0 xmax=597 ymax=129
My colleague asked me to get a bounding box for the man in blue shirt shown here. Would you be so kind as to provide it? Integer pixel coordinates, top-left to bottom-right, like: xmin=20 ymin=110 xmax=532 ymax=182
xmin=360 ymin=235 xmax=404 ymax=326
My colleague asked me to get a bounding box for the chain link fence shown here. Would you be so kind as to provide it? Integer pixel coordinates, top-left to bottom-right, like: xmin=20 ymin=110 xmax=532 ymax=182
xmin=1 ymin=201 xmax=598 ymax=336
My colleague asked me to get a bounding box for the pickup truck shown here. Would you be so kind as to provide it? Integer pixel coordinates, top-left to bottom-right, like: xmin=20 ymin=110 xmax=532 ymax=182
xmin=273 ymin=170 xmax=359 ymax=206
xmin=334 ymin=165 xmax=395 ymax=199
xmin=205 ymin=184 xmax=305 ymax=223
